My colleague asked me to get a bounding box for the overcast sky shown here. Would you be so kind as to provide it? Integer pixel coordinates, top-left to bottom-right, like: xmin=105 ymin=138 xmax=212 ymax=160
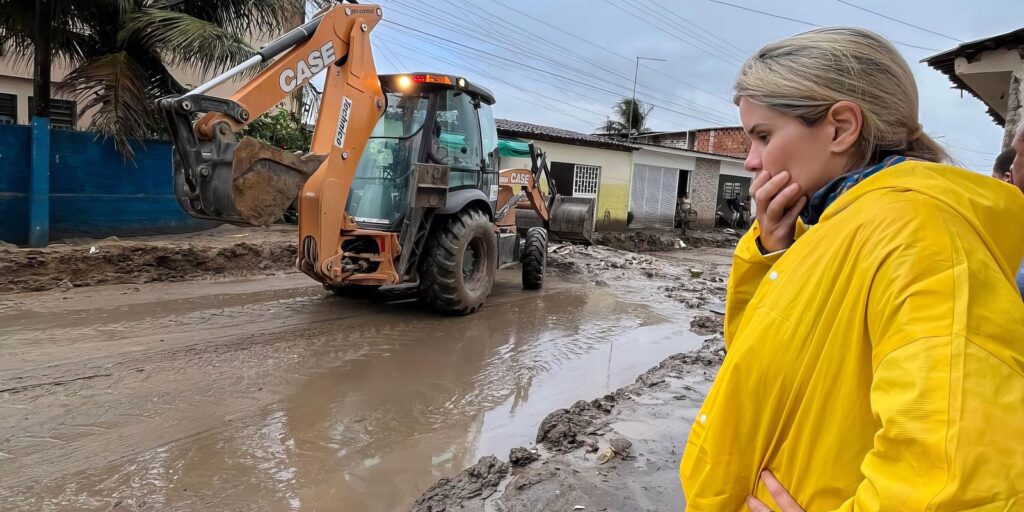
xmin=362 ymin=0 xmax=1019 ymax=172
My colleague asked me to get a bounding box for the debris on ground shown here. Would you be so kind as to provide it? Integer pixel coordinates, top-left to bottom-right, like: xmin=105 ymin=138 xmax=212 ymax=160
xmin=410 ymin=456 xmax=510 ymax=512
xmin=684 ymin=229 xmax=742 ymax=248
xmin=0 ymin=225 xmax=297 ymax=294
xmin=591 ymin=231 xmax=683 ymax=252
xmin=609 ymin=437 xmax=632 ymax=456
xmin=509 ymin=447 xmax=540 ymax=467
xmin=690 ymin=314 xmax=725 ymax=336
xmin=536 ymin=395 xmax=617 ymax=452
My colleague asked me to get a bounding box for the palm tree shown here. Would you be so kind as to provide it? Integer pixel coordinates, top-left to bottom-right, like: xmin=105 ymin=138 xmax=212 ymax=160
xmin=0 ymin=0 xmax=307 ymax=158
xmin=597 ymin=97 xmax=653 ymax=137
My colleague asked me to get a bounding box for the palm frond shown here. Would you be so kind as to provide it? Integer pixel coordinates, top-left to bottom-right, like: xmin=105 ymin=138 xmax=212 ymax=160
xmin=119 ymin=8 xmax=256 ymax=78
xmin=149 ymin=0 xmax=302 ymax=37
xmin=59 ymin=51 xmax=158 ymax=160
xmin=0 ymin=0 xmax=98 ymax=67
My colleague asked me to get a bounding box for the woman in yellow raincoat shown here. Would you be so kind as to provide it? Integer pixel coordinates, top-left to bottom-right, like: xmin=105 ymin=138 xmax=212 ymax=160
xmin=680 ymin=27 xmax=1024 ymax=510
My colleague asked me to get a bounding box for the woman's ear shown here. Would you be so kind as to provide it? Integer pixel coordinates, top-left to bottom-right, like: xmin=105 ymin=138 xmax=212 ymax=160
xmin=826 ymin=100 xmax=862 ymax=154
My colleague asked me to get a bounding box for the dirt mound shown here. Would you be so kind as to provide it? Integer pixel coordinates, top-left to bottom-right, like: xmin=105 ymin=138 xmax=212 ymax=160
xmin=410 ymin=455 xmax=509 ymax=512
xmin=592 ymin=231 xmax=684 ymax=252
xmin=0 ymin=240 xmax=296 ymax=294
xmin=690 ymin=314 xmax=724 ymax=336
xmin=536 ymin=395 xmax=617 ymax=453
xmin=684 ymin=229 xmax=741 ymax=248
xmin=508 ymin=447 xmax=540 ymax=467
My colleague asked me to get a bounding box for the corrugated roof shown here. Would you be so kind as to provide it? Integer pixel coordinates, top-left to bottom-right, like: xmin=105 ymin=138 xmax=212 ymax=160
xmin=923 ymin=27 xmax=1024 ymax=127
xmin=495 ymin=119 xmax=638 ymax=152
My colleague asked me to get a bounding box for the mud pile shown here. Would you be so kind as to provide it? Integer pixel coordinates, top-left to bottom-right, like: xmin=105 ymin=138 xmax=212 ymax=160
xmin=685 ymin=229 xmax=741 ymax=248
xmin=591 ymin=229 xmax=740 ymax=253
xmin=591 ymin=231 xmax=684 ymax=252
xmin=410 ymin=456 xmax=510 ymax=512
xmin=690 ymin=314 xmax=725 ymax=336
xmin=0 ymin=227 xmax=297 ymax=294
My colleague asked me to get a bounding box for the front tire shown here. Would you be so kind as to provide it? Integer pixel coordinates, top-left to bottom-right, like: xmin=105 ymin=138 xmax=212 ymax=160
xmin=420 ymin=209 xmax=497 ymax=315
xmin=521 ymin=227 xmax=547 ymax=290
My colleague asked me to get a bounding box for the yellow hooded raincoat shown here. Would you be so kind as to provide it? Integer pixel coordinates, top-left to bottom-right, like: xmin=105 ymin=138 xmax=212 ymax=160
xmin=680 ymin=160 xmax=1024 ymax=510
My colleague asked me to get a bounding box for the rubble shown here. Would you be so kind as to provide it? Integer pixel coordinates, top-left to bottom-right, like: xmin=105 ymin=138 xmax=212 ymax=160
xmin=536 ymin=395 xmax=617 ymax=453
xmin=690 ymin=314 xmax=725 ymax=336
xmin=0 ymin=226 xmax=296 ymax=294
xmin=410 ymin=456 xmax=510 ymax=512
xmin=509 ymin=447 xmax=540 ymax=467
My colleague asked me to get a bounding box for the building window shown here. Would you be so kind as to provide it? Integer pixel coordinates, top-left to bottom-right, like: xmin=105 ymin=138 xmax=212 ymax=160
xmin=27 ymin=97 xmax=77 ymax=130
xmin=572 ymin=164 xmax=600 ymax=198
xmin=0 ymin=93 xmax=16 ymax=125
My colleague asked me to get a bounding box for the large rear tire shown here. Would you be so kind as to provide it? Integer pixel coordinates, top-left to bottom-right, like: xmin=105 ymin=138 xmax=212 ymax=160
xmin=521 ymin=227 xmax=547 ymax=290
xmin=420 ymin=209 xmax=497 ymax=315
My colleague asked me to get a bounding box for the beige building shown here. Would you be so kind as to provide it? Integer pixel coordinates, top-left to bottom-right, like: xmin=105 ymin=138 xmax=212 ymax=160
xmin=0 ymin=17 xmax=301 ymax=131
xmin=497 ymin=119 xmax=748 ymax=231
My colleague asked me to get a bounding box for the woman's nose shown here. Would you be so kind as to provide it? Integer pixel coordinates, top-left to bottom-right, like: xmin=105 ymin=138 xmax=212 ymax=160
xmin=744 ymin=151 xmax=762 ymax=173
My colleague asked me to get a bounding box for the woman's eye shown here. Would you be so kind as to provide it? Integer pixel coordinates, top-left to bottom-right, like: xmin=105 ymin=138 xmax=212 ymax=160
xmin=757 ymin=133 xmax=769 ymax=143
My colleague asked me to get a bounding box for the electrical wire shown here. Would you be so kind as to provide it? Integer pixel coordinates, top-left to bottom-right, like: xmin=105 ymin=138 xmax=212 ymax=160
xmin=834 ymin=0 xmax=962 ymax=43
xmin=701 ymin=0 xmax=942 ymax=52
xmin=385 ymin=0 xmax=737 ymax=123
xmin=380 ymin=19 xmax=736 ymax=125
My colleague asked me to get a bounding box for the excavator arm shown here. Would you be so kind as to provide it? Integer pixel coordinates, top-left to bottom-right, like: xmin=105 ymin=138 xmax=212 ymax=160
xmin=158 ymin=2 xmax=393 ymax=284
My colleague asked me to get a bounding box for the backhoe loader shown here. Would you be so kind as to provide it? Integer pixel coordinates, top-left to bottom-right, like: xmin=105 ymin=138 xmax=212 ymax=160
xmin=158 ymin=1 xmax=594 ymax=315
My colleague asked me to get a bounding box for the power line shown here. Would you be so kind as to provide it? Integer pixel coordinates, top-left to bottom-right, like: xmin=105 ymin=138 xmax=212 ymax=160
xmin=475 ymin=0 xmax=737 ymax=104
xmin=643 ymin=0 xmax=752 ymax=59
xmin=701 ymin=0 xmax=941 ymax=52
xmin=385 ymin=37 xmax=606 ymax=127
xmin=598 ymin=0 xmax=744 ymax=66
xmin=834 ymin=0 xmax=962 ymax=43
xmin=422 ymin=0 xmax=737 ymax=122
xmin=380 ymin=19 xmax=735 ymax=125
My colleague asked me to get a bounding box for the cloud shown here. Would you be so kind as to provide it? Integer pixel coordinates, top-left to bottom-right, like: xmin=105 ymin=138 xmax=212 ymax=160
xmin=324 ymin=0 xmax=1017 ymax=172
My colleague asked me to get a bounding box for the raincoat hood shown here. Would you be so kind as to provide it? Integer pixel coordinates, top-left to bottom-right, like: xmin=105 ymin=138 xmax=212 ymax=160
xmin=824 ymin=161 xmax=1024 ymax=281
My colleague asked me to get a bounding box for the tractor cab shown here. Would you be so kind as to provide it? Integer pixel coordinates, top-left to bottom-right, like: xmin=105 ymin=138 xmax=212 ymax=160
xmin=345 ymin=73 xmax=499 ymax=231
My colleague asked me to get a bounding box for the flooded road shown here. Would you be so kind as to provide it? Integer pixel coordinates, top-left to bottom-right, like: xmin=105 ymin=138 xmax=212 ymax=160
xmin=0 ymin=268 xmax=701 ymax=511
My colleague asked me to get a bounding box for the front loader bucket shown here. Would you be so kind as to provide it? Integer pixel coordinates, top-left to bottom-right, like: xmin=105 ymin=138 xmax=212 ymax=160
xmin=173 ymin=137 xmax=325 ymax=227
xmin=548 ymin=195 xmax=595 ymax=244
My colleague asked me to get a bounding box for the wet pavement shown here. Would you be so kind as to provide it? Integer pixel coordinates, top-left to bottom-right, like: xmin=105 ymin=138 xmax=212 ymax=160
xmin=0 ymin=267 xmax=703 ymax=511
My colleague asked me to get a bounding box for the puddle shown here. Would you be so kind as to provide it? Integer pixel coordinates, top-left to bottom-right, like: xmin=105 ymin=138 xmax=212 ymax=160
xmin=7 ymin=276 xmax=703 ymax=511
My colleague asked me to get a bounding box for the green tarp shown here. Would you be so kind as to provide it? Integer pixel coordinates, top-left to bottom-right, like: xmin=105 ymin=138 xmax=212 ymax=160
xmin=436 ymin=133 xmax=531 ymax=158
xmin=498 ymin=138 xmax=531 ymax=157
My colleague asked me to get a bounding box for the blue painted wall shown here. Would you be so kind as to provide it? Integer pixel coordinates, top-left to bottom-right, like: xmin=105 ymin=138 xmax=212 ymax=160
xmin=0 ymin=125 xmax=217 ymax=245
xmin=0 ymin=124 xmax=31 ymax=244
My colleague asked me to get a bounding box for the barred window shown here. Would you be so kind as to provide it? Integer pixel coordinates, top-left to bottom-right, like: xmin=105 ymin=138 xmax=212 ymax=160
xmin=572 ymin=164 xmax=600 ymax=198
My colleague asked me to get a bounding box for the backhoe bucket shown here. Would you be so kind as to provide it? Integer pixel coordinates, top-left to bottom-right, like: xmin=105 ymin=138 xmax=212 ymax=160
xmin=548 ymin=195 xmax=595 ymax=244
xmin=173 ymin=136 xmax=324 ymax=227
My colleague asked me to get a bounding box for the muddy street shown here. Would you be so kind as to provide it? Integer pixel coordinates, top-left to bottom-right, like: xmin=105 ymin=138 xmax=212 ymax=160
xmin=0 ymin=247 xmax=723 ymax=511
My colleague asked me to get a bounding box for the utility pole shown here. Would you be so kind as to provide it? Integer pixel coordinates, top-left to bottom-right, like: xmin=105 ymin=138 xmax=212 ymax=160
xmin=29 ymin=0 xmax=53 ymax=247
xmin=627 ymin=56 xmax=666 ymax=140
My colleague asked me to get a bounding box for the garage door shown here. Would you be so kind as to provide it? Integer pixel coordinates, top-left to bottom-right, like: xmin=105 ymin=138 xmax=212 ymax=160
xmin=629 ymin=164 xmax=679 ymax=228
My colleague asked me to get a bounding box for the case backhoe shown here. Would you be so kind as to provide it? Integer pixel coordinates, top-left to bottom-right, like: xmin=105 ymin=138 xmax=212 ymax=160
xmin=158 ymin=1 xmax=594 ymax=314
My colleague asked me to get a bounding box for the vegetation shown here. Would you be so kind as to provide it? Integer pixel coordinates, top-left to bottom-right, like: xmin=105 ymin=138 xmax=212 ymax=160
xmin=240 ymin=108 xmax=312 ymax=153
xmin=597 ymin=97 xmax=653 ymax=137
xmin=0 ymin=0 xmax=308 ymax=158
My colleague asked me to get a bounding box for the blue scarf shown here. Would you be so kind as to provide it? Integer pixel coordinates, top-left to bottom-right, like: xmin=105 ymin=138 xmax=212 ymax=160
xmin=800 ymin=155 xmax=907 ymax=225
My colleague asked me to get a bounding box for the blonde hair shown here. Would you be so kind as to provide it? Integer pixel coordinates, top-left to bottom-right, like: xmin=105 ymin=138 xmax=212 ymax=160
xmin=734 ymin=27 xmax=949 ymax=169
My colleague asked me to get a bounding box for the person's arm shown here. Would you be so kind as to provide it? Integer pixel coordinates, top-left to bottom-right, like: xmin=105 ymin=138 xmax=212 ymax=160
xmin=724 ymin=221 xmax=787 ymax=346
